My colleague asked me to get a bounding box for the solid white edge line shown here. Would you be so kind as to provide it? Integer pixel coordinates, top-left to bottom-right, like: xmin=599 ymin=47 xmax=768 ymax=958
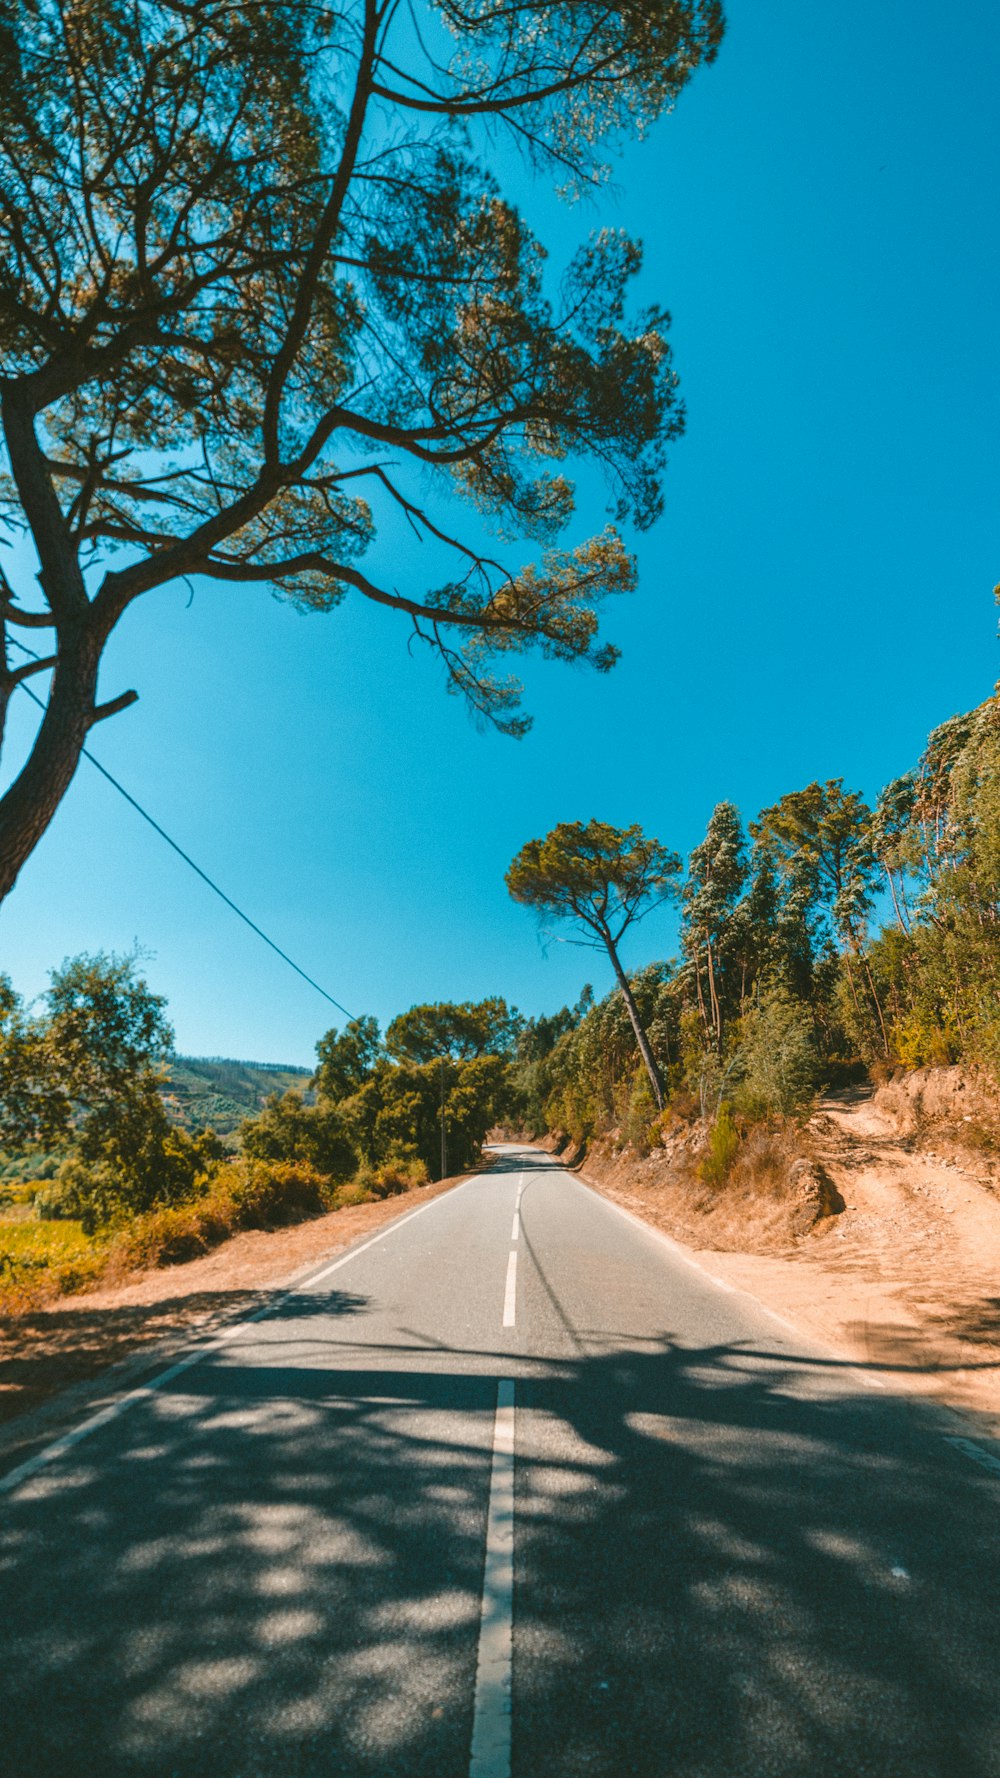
xmin=502 ymin=1251 xmax=517 ymax=1328
xmin=469 ymin=1379 xmax=515 ymax=1778
xmin=573 ymin=1169 xmax=897 ymax=1378
xmin=0 ymin=1173 xmax=481 ymax=1499
xmin=572 ymin=1165 xmax=1000 ymax=1471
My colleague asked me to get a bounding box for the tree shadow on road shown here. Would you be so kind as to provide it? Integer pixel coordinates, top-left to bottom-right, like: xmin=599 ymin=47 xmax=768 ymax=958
xmin=1 ymin=1314 xmax=999 ymax=1775
xmin=0 ymin=1287 xmax=370 ymax=1432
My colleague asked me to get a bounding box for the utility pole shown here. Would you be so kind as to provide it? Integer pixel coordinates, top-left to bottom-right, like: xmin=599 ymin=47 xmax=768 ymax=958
xmin=439 ymin=1056 xmax=448 ymax=1180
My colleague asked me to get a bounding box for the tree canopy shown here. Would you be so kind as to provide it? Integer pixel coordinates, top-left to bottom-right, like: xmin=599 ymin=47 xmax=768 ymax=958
xmin=0 ymin=949 xmax=172 ymax=1149
xmin=385 ymin=998 xmax=521 ymax=1064
xmin=313 ymin=1015 xmax=381 ymax=1102
xmin=506 ymin=818 xmax=680 ymax=1105
xmin=506 ymin=819 xmax=680 ymax=945
xmin=0 ymin=0 xmax=724 ymax=899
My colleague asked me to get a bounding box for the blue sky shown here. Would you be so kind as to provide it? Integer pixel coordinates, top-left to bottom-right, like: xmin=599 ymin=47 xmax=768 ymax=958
xmin=3 ymin=0 xmax=999 ymax=1064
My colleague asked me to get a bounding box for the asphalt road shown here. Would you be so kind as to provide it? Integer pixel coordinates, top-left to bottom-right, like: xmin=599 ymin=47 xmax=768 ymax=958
xmin=2 ymin=1145 xmax=999 ymax=1777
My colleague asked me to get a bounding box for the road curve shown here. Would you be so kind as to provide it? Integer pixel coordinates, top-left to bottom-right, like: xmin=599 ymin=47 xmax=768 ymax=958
xmin=1 ymin=1145 xmax=999 ymax=1777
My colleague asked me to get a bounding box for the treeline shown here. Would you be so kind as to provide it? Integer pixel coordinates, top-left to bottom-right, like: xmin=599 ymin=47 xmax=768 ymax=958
xmin=517 ymin=687 xmax=1000 ymax=1149
xmin=0 ymin=965 xmax=519 ymax=1252
xmin=2 ymin=686 xmax=997 ymax=1267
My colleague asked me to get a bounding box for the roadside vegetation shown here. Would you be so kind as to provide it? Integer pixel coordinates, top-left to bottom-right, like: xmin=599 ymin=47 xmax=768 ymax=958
xmin=506 ymin=684 xmax=1000 ymax=1206
xmin=0 ymin=960 xmax=516 ymax=1313
xmin=5 ymin=683 xmax=1000 ymax=1309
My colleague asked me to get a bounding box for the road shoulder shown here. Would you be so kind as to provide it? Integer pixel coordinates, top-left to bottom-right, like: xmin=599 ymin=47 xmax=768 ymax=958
xmin=0 ymin=1171 xmax=470 ymax=1477
xmin=571 ymin=1155 xmax=1000 ymax=1445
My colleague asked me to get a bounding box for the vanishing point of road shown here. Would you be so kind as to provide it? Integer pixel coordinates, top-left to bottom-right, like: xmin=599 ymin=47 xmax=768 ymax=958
xmin=2 ymin=1146 xmax=999 ymax=1777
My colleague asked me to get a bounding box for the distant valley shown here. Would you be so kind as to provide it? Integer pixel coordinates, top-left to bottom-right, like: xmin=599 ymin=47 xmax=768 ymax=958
xmin=161 ymin=1056 xmax=313 ymax=1141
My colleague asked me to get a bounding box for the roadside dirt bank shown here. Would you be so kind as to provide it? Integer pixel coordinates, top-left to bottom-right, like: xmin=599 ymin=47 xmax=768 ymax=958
xmin=562 ymin=1070 xmax=1000 ymax=1439
xmin=0 ymin=1171 xmax=469 ymax=1469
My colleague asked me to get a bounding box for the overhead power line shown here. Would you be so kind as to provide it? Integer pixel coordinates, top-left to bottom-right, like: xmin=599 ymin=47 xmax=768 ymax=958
xmin=9 ymin=664 xmax=356 ymax=1022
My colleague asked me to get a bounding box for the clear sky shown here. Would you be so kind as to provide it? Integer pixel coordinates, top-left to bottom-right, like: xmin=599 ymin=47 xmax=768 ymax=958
xmin=3 ymin=0 xmax=999 ymax=1065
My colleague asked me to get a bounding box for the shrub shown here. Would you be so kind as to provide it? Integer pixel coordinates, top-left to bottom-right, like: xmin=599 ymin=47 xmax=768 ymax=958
xmin=333 ymin=1181 xmax=378 ymax=1209
xmin=108 ymin=1159 xmax=336 ymax=1274
xmin=732 ymin=991 xmax=820 ymax=1118
xmin=615 ymin=1070 xmax=659 ymax=1154
xmin=0 ymin=1218 xmax=107 ymax=1312
xmin=227 ymin=1158 xmax=332 ymax=1227
xmin=700 ymin=1102 xmax=740 ymax=1188
xmin=110 ymin=1197 xmax=235 ymax=1272
xmin=33 ymin=1177 xmax=81 ymax=1220
xmin=240 ymin=1093 xmax=357 ymax=1181
xmin=728 ymin=1124 xmax=796 ymax=1199
xmin=353 ymin=1157 xmax=428 ymax=1200
xmin=65 ymin=1084 xmax=225 ymax=1230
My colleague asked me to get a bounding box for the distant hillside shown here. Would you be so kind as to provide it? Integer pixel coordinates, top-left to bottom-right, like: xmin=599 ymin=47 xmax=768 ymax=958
xmin=162 ymin=1055 xmax=314 ymax=1140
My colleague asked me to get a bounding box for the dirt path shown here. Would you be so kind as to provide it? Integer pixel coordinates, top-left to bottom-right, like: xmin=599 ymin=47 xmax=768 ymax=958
xmin=585 ymin=1087 xmax=1000 ymax=1439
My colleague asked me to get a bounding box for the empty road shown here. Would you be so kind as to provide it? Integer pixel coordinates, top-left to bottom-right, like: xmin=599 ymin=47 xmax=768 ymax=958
xmin=2 ymin=1145 xmax=999 ymax=1777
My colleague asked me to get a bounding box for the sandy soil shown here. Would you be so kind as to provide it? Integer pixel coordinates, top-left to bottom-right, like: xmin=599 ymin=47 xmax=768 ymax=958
xmin=0 ymin=1172 xmax=468 ymax=1470
xmin=581 ymin=1087 xmax=1000 ymax=1439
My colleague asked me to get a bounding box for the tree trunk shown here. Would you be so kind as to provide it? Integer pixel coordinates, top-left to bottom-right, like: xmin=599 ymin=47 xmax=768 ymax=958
xmin=0 ymin=618 xmax=101 ymax=902
xmin=884 ymin=864 xmax=911 ymax=934
xmin=604 ymin=938 xmax=665 ymax=1111
xmin=692 ymin=944 xmax=710 ymax=1039
xmin=860 ymin=948 xmax=891 ymax=1059
xmin=706 ymin=931 xmax=721 ymax=1046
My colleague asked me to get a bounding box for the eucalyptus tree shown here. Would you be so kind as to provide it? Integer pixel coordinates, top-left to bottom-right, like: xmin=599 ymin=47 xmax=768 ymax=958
xmin=0 ymin=0 xmax=724 ymax=899
xmin=506 ymin=819 xmax=680 ymax=1108
xmin=750 ymin=778 xmax=888 ymax=1054
xmin=681 ymin=800 xmax=746 ymax=1046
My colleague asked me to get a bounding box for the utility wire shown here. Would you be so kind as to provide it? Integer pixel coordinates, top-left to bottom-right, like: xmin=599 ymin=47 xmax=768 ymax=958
xmin=8 ymin=656 xmax=356 ymax=1022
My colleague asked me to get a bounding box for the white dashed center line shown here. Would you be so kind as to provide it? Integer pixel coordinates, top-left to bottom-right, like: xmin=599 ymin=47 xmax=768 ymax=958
xmin=502 ymin=1250 xmax=518 ymax=1327
xmin=469 ymin=1380 xmax=515 ymax=1777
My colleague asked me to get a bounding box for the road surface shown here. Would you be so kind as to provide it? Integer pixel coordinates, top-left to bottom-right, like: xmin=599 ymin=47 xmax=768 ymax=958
xmin=2 ymin=1145 xmax=999 ymax=1777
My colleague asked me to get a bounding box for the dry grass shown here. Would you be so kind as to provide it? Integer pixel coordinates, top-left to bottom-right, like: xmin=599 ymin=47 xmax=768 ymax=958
xmin=0 ymin=1156 xmax=425 ymax=1317
xmin=579 ymin=1120 xmax=811 ymax=1254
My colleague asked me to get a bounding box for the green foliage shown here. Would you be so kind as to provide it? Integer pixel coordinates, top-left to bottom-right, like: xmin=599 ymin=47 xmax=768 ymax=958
xmin=240 ymin=1092 xmax=357 ymax=1183
xmin=506 ymin=820 xmax=680 ymax=934
xmin=0 ymin=1 xmax=724 ymax=907
xmin=505 ymin=989 xmax=593 ymax=1134
xmin=0 ymin=974 xmax=55 ymax=1146
xmin=526 ymin=687 xmax=1000 ymax=1150
xmin=0 ymin=951 xmax=173 ymax=1152
xmin=0 ymin=952 xmax=222 ymax=1229
xmin=224 ymin=1160 xmax=332 ymax=1231
xmin=617 ymin=1070 xmax=659 ymax=1154
xmin=0 ymin=1147 xmax=63 ymax=1185
xmin=750 ymin=780 xmax=878 ymax=952
xmin=700 ymin=1104 xmax=740 ymax=1188
xmin=353 ymin=1158 xmax=429 ymax=1201
xmin=731 ymin=992 xmax=820 ymax=1118
xmin=106 ymin=1160 xmax=338 ymax=1275
xmin=507 ymin=819 xmax=681 ymax=1108
xmin=61 ymin=1085 xmax=223 ymax=1231
xmin=313 ymin=1018 xmax=381 ymax=1103
xmin=339 ymin=1052 xmax=510 ymax=1179
xmin=0 ymin=1216 xmax=107 ymax=1311
xmin=540 ymin=965 xmax=677 ymax=1141
xmin=385 ymin=1000 xmax=521 ymax=1064
xmin=681 ymin=800 xmax=746 ymax=1047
